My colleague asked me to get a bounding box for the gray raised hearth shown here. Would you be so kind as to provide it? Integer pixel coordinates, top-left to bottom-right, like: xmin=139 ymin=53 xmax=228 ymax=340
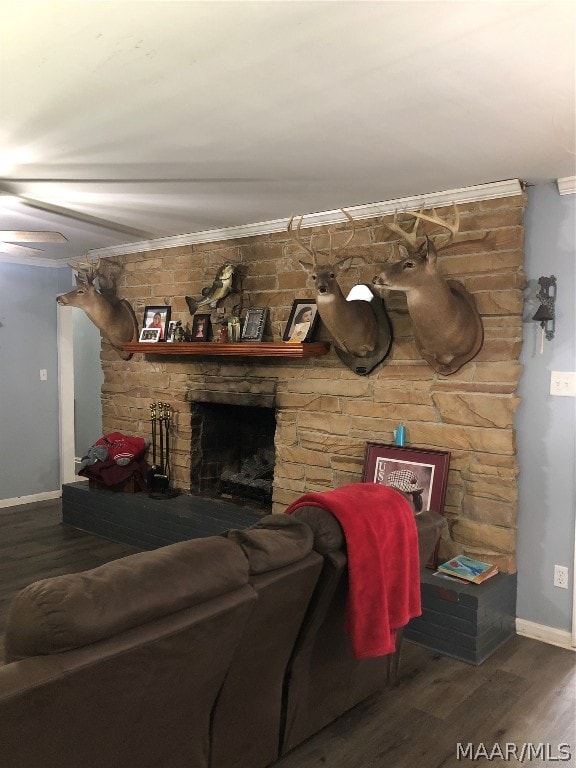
xmin=62 ymin=482 xmax=262 ymax=550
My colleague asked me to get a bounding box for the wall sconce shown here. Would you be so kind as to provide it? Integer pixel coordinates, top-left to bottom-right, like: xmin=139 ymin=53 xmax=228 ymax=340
xmin=532 ymin=275 xmax=556 ymax=350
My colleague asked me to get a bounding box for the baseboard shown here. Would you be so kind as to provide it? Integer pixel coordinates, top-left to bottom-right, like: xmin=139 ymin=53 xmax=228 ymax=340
xmin=0 ymin=490 xmax=62 ymax=510
xmin=516 ymin=618 xmax=575 ymax=650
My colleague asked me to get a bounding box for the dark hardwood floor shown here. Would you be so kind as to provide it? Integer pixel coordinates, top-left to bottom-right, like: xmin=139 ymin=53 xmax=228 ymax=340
xmin=277 ymin=636 xmax=575 ymax=768
xmin=0 ymin=497 xmax=137 ymax=661
xmin=1 ymin=498 xmax=574 ymax=767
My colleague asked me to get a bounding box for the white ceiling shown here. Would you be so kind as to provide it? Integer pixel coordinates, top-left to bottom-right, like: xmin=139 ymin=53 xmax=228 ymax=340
xmin=1 ymin=0 xmax=574 ymax=266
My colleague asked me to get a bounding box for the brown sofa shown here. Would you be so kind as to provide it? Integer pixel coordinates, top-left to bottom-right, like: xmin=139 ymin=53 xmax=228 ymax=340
xmin=0 ymin=535 xmax=257 ymax=768
xmin=211 ymin=516 xmax=324 ymax=768
xmin=281 ymin=506 xmax=444 ymax=755
xmin=0 ymin=507 xmax=444 ymax=768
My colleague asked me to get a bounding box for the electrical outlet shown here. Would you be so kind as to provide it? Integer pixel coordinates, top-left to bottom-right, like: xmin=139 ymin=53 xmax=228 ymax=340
xmin=550 ymin=371 xmax=576 ymax=397
xmin=553 ymin=564 xmax=569 ymax=589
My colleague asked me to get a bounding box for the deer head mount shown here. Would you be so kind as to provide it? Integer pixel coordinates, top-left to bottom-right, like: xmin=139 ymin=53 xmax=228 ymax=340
xmin=56 ymin=257 xmax=139 ymax=361
xmin=289 ymin=210 xmax=392 ymax=374
xmin=373 ymin=204 xmax=483 ymax=375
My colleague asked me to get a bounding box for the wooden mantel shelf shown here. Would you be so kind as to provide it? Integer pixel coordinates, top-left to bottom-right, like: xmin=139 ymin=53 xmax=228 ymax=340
xmin=122 ymin=341 xmax=331 ymax=358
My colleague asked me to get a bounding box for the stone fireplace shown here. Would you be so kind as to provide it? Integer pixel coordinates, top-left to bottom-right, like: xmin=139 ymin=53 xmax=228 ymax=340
xmin=100 ymin=189 xmax=527 ymax=574
xmin=190 ymin=397 xmax=276 ymax=511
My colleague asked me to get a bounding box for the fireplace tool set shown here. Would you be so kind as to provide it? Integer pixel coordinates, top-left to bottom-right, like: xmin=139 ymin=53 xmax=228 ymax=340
xmin=148 ymin=402 xmax=179 ymax=499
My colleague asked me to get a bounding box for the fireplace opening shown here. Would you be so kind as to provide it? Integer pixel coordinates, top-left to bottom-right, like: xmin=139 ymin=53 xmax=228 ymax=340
xmin=190 ymin=401 xmax=276 ymax=512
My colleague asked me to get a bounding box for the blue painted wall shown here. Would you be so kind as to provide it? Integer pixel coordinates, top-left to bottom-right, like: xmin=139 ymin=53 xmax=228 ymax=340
xmin=0 ymin=263 xmax=66 ymax=499
xmin=516 ymin=183 xmax=575 ymax=632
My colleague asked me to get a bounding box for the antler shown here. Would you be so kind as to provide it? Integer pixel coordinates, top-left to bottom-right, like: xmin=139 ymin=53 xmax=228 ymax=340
xmin=68 ymin=256 xmax=103 ymax=283
xmin=411 ymin=202 xmax=460 ymax=236
xmin=287 ymin=214 xmax=318 ymax=262
xmin=288 ymin=209 xmax=356 ymax=264
xmin=385 ymin=208 xmax=422 ymax=248
xmin=385 ymin=202 xmax=460 ymax=249
xmin=329 ymin=209 xmax=356 ymax=260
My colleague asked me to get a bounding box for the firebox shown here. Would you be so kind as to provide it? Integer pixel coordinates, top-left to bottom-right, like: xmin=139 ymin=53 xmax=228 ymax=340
xmin=190 ymin=401 xmax=276 ymax=511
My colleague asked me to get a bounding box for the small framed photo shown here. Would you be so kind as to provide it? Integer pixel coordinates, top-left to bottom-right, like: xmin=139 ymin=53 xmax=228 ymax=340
xmin=362 ymin=443 xmax=451 ymax=568
xmin=191 ymin=313 xmax=211 ymax=341
xmin=142 ymin=305 xmax=171 ymax=341
xmin=139 ymin=327 xmax=161 ymax=343
xmin=166 ymin=320 xmax=178 ymax=341
xmin=283 ymin=300 xmax=319 ymax=342
xmin=241 ymin=307 xmax=268 ymax=342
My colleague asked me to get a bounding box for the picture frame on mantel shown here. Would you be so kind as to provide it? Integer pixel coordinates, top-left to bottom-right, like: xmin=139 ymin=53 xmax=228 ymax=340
xmin=143 ymin=305 xmax=171 ymax=341
xmin=283 ymin=299 xmax=319 ymax=342
xmin=191 ymin=313 xmax=211 ymax=341
xmin=241 ymin=307 xmax=268 ymax=342
xmin=139 ymin=327 xmax=161 ymax=343
xmin=362 ymin=442 xmax=451 ymax=568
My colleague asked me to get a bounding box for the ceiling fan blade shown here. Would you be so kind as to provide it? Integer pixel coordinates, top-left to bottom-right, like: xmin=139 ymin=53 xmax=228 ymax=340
xmin=0 ymin=173 xmax=262 ymax=184
xmin=18 ymin=196 xmax=155 ymax=239
xmin=0 ymin=240 xmax=45 ymax=257
xmin=1 ymin=190 xmax=155 ymax=240
xmin=0 ymin=230 xmax=68 ymax=243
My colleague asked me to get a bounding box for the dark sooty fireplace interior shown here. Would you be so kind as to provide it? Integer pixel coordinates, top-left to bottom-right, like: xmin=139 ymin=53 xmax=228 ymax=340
xmin=190 ymin=401 xmax=276 ymax=511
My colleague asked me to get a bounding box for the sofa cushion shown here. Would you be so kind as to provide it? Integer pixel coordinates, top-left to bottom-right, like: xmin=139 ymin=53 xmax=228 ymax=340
xmin=225 ymin=515 xmax=313 ymax=574
xmin=415 ymin=510 xmax=446 ymax=565
xmin=5 ymin=536 xmax=249 ymax=661
xmin=288 ymin=505 xmax=345 ymax=554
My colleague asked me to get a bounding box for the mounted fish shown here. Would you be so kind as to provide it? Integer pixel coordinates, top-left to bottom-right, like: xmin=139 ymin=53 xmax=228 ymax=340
xmin=185 ymin=263 xmax=236 ymax=315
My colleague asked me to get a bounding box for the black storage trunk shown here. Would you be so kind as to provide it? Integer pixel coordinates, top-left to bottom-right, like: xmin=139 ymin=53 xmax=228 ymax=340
xmin=404 ymin=568 xmax=517 ymax=664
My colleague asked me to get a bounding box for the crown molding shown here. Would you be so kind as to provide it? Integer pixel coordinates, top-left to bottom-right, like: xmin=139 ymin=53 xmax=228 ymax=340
xmin=557 ymin=176 xmax=576 ymax=195
xmin=86 ymin=179 xmax=523 ymax=260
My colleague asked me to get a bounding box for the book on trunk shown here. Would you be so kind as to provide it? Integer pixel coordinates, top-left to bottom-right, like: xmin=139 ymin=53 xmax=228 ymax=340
xmin=437 ymin=554 xmax=498 ymax=584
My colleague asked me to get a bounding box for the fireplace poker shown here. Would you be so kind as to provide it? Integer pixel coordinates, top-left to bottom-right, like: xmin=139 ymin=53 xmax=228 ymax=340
xmin=163 ymin=403 xmax=171 ymax=479
xmin=150 ymin=402 xmax=157 ymax=466
xmin=158 ymin=402 xmax=165 ymax=473
xmin=148 ymin=401 xmax=179 ymax=499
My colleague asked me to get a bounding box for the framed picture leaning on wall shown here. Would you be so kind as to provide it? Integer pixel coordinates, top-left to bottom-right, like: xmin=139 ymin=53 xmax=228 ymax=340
xmin=362 ymin=442 xmax=451 ymax=568
xmin=241 ymin=307 xmax=268 ymax=342
xmin=142 ymin=305 xmax=171 ymax=341
xmin=283 ymin=299 xmax=319 ymax=342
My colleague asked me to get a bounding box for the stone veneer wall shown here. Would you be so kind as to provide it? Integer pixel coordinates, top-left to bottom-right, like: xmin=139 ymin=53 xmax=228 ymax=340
xmin=100 ymin=193 xmax=526 ymax=573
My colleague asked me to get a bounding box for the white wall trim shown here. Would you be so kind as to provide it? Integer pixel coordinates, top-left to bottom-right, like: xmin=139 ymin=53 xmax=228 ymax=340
xmin=86 ymin=179 xmax=523 ymax=260
xmin=557 ymin=176 xmax=576 ymax=195
xmin=516 ymin=618 xmax=575 ymax=650
xmin=57 ymin=304 xmax=77 ymax=486
xmin=0 ymin=490 xmax=62 ymax=510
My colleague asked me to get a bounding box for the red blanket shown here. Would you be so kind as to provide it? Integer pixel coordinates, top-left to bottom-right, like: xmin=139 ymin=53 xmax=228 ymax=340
xmin=285 ymin=483 xmax=421 ymax=658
